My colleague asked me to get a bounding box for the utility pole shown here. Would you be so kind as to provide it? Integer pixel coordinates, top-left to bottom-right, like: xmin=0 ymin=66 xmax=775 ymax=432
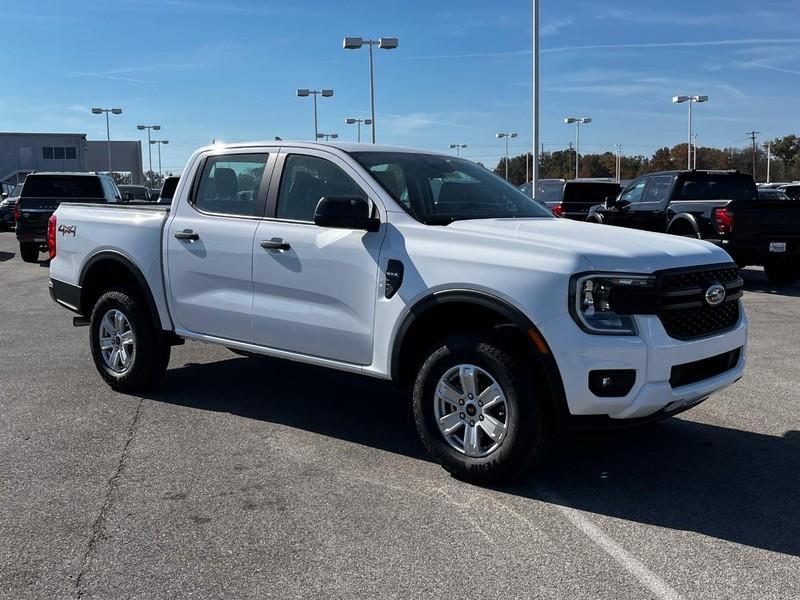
xmin=747 ymin=131 xmax=760 ymax=180
xmin=764 ymin=141 xmax=772 ymax=184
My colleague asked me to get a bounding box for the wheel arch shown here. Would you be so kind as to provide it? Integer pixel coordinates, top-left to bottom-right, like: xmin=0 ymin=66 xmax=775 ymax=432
xmin=78 ymin=251 xmax=163 ymax=332
xmin=390 ymin=290 xmax=569 ymax=421
xmin=667 ymin=213 xmax=700 ymax=236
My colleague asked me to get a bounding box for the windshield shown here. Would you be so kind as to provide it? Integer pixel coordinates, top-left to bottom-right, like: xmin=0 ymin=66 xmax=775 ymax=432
xmin=11 ymin=184 xmax=23 ymax=197
xmin=351 ymin=152 xmax=553 ymax=224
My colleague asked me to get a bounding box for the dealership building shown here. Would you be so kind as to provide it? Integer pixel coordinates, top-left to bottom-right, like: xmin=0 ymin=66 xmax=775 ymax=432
xmin=0 ymin=132 xmax=145 ymax=185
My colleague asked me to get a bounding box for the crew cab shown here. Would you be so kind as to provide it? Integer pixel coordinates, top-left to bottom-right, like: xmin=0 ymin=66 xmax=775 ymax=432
xmin=588 ymin=170 xmax=800 ymax=284
xmin=48 ymin=142 xmax=747 ymax=483
xmin=16 ymin=172 xmax=121 ymax=262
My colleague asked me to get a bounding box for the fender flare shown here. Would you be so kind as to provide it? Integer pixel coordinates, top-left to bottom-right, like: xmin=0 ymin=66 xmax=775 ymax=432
xmin=78 ymin=250 xmax=163 ymax=331
xmin=667 ymin=213 xmax=700 ymax=236
xmin=390 ymin=289 xmax=569 ymax=420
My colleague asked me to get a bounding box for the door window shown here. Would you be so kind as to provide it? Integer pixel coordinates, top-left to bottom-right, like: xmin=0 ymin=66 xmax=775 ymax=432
xmin=620 ymin=179 xmax=646 ymax=204
xmin=276 ymin=154 xmax=366 ymax=222
xmin=193 ymin=153 xmax=268 ymax=217
xmin=642 ymin=175 xmax=673 ymax=203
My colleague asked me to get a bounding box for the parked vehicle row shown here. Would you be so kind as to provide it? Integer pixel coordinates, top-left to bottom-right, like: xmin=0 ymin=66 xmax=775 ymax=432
xmin=47 ymin=141 xmax=746 ymax=483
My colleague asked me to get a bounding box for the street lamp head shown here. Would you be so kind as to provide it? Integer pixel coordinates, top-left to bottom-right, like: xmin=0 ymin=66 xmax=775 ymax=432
xmin=137 ymin=125 xmax=146 ymax=130
xmin=162 ymin=140 xmax=169 ymax=144
xmin=321 ymin=89 xmax=334 ymax=97
xmin=379 ymin=37 xmax=399 ymax=49
xmin=364 ymin=119 xmax=373 ymax=125
xmin=510 ymin=132 xmax=518 ymax=138
xmin=345 ymin=118 xmax=356 ymax=124
xmin=343 ymin=36 xmax=363 ymax=49
xmin=673 ymin=95 xmax=689 ymax=103
xmin=91 ymin=108 xmax=103 ymax=114
xmin=150 ymin=140 xmax=157 ymax=144
xmin=695 ymin=95 xmax=709 ymax=103
xmin=449 ymin=144 xmax=458 ymax=148
xmin=153 ymin=125 xmax=161 ymax=131
xmin=111 ymin=108 xmax=122 ymax=114
xmin=296 ymin=89 xmax=310 ymax=97
xmin=330 ymin=133 xmax=339 ymax=139
xmin=565 ymin=117 xmax=577 ymax=124
xmin=581 ymin=118 xmax=591 ymax=124
xmin=496 ymin=133 xmax=504 ymax=139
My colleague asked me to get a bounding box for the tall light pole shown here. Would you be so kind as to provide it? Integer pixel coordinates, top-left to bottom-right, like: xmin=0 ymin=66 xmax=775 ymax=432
xmin=149 ymin=140 xmax=169 ymax=182
xmin=137 ymin=124 xmax=161 ymax=188
xmin=345 ymin=117 xmax=373 ymax=143
xmin=343 ymin=36 xmax=398 ymax=143
xmin=564 ymin=117 xmax=591 ymax=179
xmin=449 ymin=143 xmax=467 ymax=157
xmin=297 ymin=89 xmax=334 ymax=141
xmin=672 ymin=95 xmax=708 ymax=170
xmin=692 ymin=133 xmax=698 ymax=169
xmin=764 ymin=141 xmax=772 ymax=183
xmin=614 ymin=143 xmax=622 ymax=182
xmin=316 ymin=133 xmax=339 ymax=141
xmin=91 ymin=107 xmax=122 ymax=173
xmin=496 ymin=133 xmax=518 ymax=180
xmin=531 ymin=0 xmax=540 ymax=196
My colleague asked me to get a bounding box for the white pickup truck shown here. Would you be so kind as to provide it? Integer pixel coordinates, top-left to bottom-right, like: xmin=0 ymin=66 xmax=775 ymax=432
xmin=48 ymin=141 xmax=747 ymax=482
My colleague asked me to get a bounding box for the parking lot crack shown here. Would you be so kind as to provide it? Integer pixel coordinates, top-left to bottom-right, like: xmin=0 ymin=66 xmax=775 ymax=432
xmin=74 ymin=397 xmax=144 ymax=599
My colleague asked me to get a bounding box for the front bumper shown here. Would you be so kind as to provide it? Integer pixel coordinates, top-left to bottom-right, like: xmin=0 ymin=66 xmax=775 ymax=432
xmin=537 ymin=302 xmax=747 ymax=420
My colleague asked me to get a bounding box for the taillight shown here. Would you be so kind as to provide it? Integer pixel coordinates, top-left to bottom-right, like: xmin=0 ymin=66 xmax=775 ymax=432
xmin=552 ymin=203 xmax=565 ymax=217
xmin=714 ymin=208 xmax=734 ymax=234
xmin=47 ymin=214 xmax=57 ymax=259
xmin=13 ymin=200 xmax=21 ymax=220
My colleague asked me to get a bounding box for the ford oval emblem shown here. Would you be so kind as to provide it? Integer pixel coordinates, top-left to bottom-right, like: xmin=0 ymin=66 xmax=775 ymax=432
xmin=704 ymin=283 xmax=726 ymax=307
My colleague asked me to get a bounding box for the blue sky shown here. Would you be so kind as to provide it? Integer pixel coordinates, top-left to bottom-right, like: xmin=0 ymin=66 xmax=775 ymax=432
xmin=1 ymin=0 xmax=798 ymax=172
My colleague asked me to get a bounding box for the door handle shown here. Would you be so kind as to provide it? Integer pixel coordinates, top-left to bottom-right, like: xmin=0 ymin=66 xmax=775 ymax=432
xmin=260 ymin=239 xmax=291 ymax=251
xmin=174 ymin=230 xmax=199 ymax=241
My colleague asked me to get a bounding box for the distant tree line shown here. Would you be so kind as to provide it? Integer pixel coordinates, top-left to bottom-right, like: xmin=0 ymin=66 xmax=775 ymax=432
xmin=494 ymin=134 xmax=800 ymax=186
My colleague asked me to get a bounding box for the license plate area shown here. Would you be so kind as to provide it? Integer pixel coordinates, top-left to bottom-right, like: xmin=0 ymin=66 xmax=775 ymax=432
xmin=769 ymin=242 xmax=787 ymax=253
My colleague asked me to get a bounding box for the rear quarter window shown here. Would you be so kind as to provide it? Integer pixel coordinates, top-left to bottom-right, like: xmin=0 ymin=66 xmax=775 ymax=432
xmin=674 ymin=174 xmax=757 ymax=201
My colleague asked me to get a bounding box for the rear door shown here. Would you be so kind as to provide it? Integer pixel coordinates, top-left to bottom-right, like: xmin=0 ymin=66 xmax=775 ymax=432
xmin=251 ymin=148 xmax=385 ymax=365
xmin=166 ymin=150 xmax=275 ymax=342
xmin=628 ymin=174 xmax=674 ymax=231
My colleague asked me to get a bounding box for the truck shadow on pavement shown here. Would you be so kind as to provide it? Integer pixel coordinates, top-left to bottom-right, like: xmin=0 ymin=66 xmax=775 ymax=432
xmin=740 ymin=267 xmax=800 ymax=297
xmin=146 ymin=355 xmax=800 ymax=558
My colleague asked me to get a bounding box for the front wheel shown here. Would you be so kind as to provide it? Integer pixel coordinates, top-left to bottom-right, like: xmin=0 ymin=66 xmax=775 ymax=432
xmin=764 ymin=261 xmax=800 ymax=286
xmin=412 ymin=334 xmax=550 ymax=484
xmin=89 ymin=288 xmax=170 ymax=392
xmin=19 ymin=242 xmax=39 ymax=263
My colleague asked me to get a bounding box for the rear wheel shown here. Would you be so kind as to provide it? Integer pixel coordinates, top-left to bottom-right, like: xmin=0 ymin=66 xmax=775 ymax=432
xmin=412 ymin=333 xmax=550 ymax=484
xmin=19 ymin=242 xmax=39 ymax=263
xmin=89 ymin=288 xmax=170 ymax=392
xmin=764 ymin=261 xmax=800 ymax=285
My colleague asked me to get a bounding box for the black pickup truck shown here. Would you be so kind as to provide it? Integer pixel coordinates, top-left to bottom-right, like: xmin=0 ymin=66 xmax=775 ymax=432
xmin=588 ymin=170 xmax=800 ymax=284
xmin=15 ymin=172 xmax=121 ymax=262
xmin=520 ymin=178 xmax=621 ymax=220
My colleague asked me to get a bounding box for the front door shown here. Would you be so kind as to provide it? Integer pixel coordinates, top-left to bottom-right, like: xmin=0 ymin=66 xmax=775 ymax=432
xmin=251 ymin=148 xmax=384 ymax=365
xmin=606 ymin=177 xmax=647 ymax=228
xmin=166 ymin=151 xmax=274 ymax=342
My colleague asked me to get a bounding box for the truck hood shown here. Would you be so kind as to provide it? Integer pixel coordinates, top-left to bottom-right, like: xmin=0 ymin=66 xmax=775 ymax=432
xmin=447 ymin=218 xmax=730 ymax=273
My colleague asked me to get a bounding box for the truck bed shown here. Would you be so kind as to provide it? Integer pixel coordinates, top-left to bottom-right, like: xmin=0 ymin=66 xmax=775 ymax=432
xmin=49 ymin=202 xmax=172 ymax=330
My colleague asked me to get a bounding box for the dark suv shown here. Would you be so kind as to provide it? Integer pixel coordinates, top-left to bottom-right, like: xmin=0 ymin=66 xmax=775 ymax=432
xmin=588 ymin=170 xmax=800 ymax=284
xmin=16 ymin=172 xmax=120 ymax=262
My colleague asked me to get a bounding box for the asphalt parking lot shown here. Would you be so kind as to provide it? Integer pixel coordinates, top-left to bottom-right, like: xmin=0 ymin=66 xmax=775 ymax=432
xmin=1 ymin=230 xmax=798 ymax=600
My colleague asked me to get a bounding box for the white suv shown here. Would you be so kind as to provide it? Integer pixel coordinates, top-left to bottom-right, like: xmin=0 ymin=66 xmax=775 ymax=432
xmin=48 ymin=142 xmax=747 ymax=482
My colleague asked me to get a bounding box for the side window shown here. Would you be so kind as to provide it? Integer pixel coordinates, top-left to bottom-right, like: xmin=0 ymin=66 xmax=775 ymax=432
xmin=642 ymin=175 xmax=673 ymax=203
xmin=276 ymin=154 xmax=366 ymax=222
xmin=620 ymin=179 xmax=647 ymax=204
xmin=193 ymin=153 xmax=268 ymax=217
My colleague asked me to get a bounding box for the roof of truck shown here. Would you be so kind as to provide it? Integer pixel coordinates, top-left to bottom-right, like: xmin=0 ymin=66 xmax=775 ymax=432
xmin=197 ymin=141 xmax=449 ymax=156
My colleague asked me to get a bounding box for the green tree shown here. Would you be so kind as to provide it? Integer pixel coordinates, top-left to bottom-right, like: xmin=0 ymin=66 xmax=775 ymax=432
xmin=770 ymin=135 xmax=800 ymax=180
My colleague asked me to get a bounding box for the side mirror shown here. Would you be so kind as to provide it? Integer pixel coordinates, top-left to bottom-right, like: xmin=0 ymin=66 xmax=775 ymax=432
xmin=604 ymin=195 xmax=617 ymax=207
xmin=1 ymin=192 xmax=7 ymax=199
xmin=314 ymin=196 xmax=380 ymax=232
xmin=123 ymin=192 xmax=133 ymax=202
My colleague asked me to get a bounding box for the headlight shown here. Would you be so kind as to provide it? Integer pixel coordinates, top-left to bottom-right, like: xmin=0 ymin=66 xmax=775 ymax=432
xmin=569 ymin=273 xmax=655 ymax=335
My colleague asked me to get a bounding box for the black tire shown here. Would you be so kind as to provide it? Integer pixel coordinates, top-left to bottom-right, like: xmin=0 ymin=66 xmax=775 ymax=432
xmin=89 ymin=288 xmax=170 ymax=392
xmin=19 ymin=242 xmax=39 ymax=263
xmin=764 ymin=261 xmax=800 ymax=286
xmin=412 ymin=333 xmax=550 ymax=484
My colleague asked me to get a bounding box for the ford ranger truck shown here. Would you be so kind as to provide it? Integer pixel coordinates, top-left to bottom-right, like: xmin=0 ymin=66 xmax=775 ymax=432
xmin=47 ymin=142 xmax=747 ymax=483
